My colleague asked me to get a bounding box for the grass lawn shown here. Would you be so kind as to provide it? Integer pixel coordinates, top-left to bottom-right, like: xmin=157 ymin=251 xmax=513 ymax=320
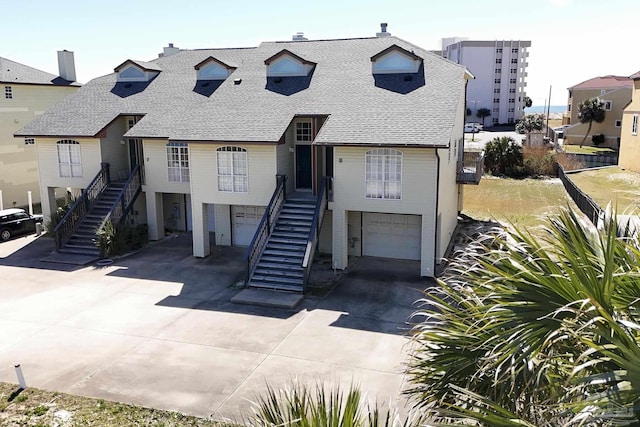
xmin=0 ymin=382 xmax=219 ymax=426
xmin=565 ymin=166 xmax=640 ymax=212
xmin=562 ymin=145 xmax=616 ymax=155
xmin=463 ymin=176 xmax=578 ymax=231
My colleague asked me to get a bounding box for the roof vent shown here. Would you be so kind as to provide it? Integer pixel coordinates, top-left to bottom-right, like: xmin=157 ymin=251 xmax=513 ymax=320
xmin=234 ymin=78 xmax=242 ymax=85
xmin=292 ymin=32 xmax=308 ymax=41
xmin=376 ymin=22 xmax=391 ymax=37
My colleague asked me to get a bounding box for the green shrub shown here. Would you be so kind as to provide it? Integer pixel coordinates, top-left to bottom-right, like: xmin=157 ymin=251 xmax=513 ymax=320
xmin=591 ymin=133 xmax=605 ymax=146
xmin=483 ymin=136 xmax=525 ymax=177
xmin=96 ymin=220 xmax=148 ymax=258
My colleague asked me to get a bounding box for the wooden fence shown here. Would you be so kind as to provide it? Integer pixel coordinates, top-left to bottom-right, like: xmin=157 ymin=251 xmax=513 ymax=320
xmin=558 ymin=165 xmax=602 ymax=225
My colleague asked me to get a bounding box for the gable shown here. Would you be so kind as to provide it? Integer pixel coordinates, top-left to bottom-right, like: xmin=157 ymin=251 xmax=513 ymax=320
xmin=265 ymin=49 xmax=315 ymax=77
xmin=194 ymin=57 xmax=236 ymax=81
xmin=371 ymin=45 xmax=422 ymax=74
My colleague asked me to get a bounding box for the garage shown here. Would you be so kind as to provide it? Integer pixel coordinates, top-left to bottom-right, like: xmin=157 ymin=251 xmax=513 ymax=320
xmin=232 ymin=205 xmax=265 ymax=246
xmin=363 ymin=213 xmax=421 ymax=260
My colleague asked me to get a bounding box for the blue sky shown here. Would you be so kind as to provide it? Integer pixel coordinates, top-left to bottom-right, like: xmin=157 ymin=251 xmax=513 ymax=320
xmin=3 ymin=0 xmax=636 ymax=106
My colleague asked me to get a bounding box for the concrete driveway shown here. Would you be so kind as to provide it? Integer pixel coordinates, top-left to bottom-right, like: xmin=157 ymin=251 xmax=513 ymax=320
xmin=0 ymin=233 xmax=428 ymax=419
xmin=465 ymin=128 xmax=522 ymax=150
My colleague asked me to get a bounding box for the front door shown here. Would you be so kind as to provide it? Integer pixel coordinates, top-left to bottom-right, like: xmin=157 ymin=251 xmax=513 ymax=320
xmin=295 ymin=145 xmax=312 ymax=190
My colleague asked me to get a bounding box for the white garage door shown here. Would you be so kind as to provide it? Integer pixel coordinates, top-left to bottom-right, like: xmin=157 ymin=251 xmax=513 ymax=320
xmin=232 ymin=205 xmax=266 ymax=246
xmin=363 ymin=213 xmax=421 ymax=261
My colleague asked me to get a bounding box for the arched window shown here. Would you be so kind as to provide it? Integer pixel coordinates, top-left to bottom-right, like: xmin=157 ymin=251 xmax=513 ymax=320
xmin=217 ymin=146 xmax=248 ymax=193
xmin=365 ymin=148 xmax=402 ymax=199
xmin=167 ymin=142 xmax=189 ymax=182
xmin=56 ymin=140 xmax=82 ymax=178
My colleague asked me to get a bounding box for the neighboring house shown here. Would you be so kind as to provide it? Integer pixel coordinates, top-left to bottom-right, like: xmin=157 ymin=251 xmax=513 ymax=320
xmin=619 ymin=72 xmax=640 ymax=171
xmin=0 ymin=51 xmax=80 ymax=208
xmin=564 ymin=75 xmax=632 ymax=148
xmin=441 ymin=38 xmax=531 ymax=125
xmin=17 ymin=30 xmax=479 ymax=284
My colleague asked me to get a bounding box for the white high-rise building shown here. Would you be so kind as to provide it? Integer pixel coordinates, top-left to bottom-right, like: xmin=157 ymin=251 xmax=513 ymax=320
xmin=442 ymin=38 xmax=531 ymax=125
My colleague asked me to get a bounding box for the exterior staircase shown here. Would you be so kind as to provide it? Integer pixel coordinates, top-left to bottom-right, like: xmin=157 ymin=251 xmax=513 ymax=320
xmin=247 ymin=198 xmax=316 ymax=292
xmin=59 ymin=182 xmax=126 ymax=257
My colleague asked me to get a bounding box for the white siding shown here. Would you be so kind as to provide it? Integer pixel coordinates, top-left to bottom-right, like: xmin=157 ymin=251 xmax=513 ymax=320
xmin=142 ymin=139 xmax=190 ymax=195
xmin=189 ymin=143 xmax=278 ymax=206
xmin=36 ymin=137 xmax=102 ymax=189
xmin=276 ymin=126 xmax=295 ymax=194
xmin=100 ymin=117 xmax=129 ymax=177
xmin=331 ymin=146 xmax=438 ymax=276
xmin=0 ymin=83 xmax=78 ymax=206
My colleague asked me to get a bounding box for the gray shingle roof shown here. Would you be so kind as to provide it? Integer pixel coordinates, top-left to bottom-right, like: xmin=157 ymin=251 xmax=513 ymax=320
xmin=17 ymin=37 xmax=467 ymax=147
xmin=0 ymin=57 xmax=80 ymax=86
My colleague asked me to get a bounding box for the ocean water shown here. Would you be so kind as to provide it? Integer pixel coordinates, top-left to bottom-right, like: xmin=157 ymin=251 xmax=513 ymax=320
xmin=527 ymin=105 xmax=566 ymax=114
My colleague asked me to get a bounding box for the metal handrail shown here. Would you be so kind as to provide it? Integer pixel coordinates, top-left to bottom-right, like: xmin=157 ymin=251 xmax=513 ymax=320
xmin=301 ymin=176 xmax=331 ymax=291
xmin=54 ymin=162 xmax=110 ymax=251
xmin=456 ymin=151 xmax=485 ymax=184
xmin=245 ymin=175 xmax=287 ymax=283
xmin=98 ymin=165 xmax=142 ymax=232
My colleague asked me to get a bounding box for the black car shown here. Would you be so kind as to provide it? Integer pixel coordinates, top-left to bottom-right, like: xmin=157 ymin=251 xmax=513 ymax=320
xmin=0 ymin=208 xmax=44 ymax=241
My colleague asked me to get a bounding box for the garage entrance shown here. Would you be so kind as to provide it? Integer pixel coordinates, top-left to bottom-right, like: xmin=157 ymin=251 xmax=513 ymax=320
xmin=362 ymin=213 xmax=421 ymax=260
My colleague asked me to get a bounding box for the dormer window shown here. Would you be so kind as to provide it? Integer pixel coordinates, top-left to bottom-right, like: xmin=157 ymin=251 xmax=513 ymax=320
xmin=265 ymin=50 xmax=315 ymax=77
xmin=371 ymin=45 xmax=422 ymax=74
xmin=194 ymin=57 xmax=236 ymax=80
xmin=114 ymin=60 xmax=161 ymax=82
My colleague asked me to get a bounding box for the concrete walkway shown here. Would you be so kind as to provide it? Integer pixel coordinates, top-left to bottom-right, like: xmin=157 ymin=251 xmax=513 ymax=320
xmin=0 ymin=233 xmax=428 ymax=420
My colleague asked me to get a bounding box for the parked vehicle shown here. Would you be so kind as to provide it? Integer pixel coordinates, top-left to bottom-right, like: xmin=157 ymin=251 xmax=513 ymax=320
xmin=464 ymin=123 xmax=482 ymax=132
xmin=0 ymin=208 xmax=44 ymax=241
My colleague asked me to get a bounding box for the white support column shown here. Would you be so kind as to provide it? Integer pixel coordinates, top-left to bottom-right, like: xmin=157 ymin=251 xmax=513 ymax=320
xmin=214 ymin=204 xmax=232 ymax=246
xmin=0 ymin=190 xmax=3 ymax=210
xmin=420 ymin=213 xmax=435 ymax=277
xmin=192 ymin=202 xmax=210 ymax=258
xmin=145 ymin=191 xmax=164 ymax=241
xmin=331 ymin=208 xmax=348 ymax=270
xmin=41 ymin=187 xmax=56 ymax=222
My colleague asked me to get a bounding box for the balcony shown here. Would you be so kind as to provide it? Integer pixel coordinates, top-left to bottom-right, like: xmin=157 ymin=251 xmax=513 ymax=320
xmin=457 ymin=151 xmax=484 ymax=185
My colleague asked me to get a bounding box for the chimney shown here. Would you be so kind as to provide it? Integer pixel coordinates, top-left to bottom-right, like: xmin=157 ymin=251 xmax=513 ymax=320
xmin=376 ymin=22 xmax=391 ymax=37
xmin=159 ymin=43 xmax=180 ymax=57
xmin=292 ymin=32 xmax=308 ymax=41
xmin=57 ymin=50 xmax=76 ymax=82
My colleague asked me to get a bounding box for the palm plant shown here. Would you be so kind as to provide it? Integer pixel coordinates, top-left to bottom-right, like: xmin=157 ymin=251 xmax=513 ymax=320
xmin=578 ymin=98 xmax=606 ymax=148
xmin=515 ymin=113 xmax=544 ymax=145
xmin=407 ymin=208 xmax=640 ymax=426
xmin=246 ymin=381 xmax=424 ymax=427
xmin=476 ymin=108 xmax=492 ymax=128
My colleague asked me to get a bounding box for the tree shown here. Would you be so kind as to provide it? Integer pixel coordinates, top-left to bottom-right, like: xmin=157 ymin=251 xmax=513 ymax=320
xmin=483 ymin=136 xmax=523 ymax=176
xmin=476 ymin=108 xmax=491 ymax=128
xmin=523 ymin=95 xmax=533 ymax=109
xmin=515 ymin=113 xmax=544 ymax=145
xmin=466 ymin=107 xmax=472 ymax=116
xmin=578 ymin=97 xmax=606 ymax=148
xmin=407 ymin=208 xmax=640 ymax=425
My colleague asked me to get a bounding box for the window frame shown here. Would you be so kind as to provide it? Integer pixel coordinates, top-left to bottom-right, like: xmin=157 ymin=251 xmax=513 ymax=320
xmin=217 ymin=146 xmax=248 ymax=193
xmin=166 ymin=142 xmax=190 ymax=183
xmin=5 ymin=86 xmax=12 ymax=99
xmin=295 ymin=120 xmax=313 ymax=143
xmin=632 ymin=114 xmax=638 ymax=136
xmin=603 ymin=100 xmax=612 ymax=111
xmin=365 ymin=148 xmax=402 ymax=200
xmin=56 ymin=140 xmax=82 ymax=178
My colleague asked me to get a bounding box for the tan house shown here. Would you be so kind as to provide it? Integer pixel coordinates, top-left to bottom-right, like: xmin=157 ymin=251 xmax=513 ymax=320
xmin=0 ymin=52 xmax=80 ymax=208
xmin=618 ymin=72 xmax=640 ymax=172
xmin=17 ymin=32 xmax=480 ymax=288
xmin=564 ymin=75 xmax=632 ymax=147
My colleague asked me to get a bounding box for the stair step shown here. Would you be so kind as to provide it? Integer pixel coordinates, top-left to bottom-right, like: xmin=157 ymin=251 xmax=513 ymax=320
xmin=266 ymin=242 xmax=306 ymax=250
xmin=272 ymin=231 xmax=308 ymax=239
xmin=269 ymin=236 xmax=308 ymax=245
xmin=256 ymin=261 xmax=304 ymax=270
xmin=260 ymin=255 xmax=303 ymax=265
xmin=253 ymin=267 xmax=304 ymax=279
xmin=281 ymin=206 xmax=315 ymax=213
xmin=262 ymin=249 xmax=305 ymax=258
xmin=248 ymin=281 xmax=303 ymax=293
xmin=251 ymin=274 xmax=304 ymax=286
xmin=278 ymin=214 xmax=314 ymax=221
xmin=274 ymin=223 xmax=311 ymax=235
